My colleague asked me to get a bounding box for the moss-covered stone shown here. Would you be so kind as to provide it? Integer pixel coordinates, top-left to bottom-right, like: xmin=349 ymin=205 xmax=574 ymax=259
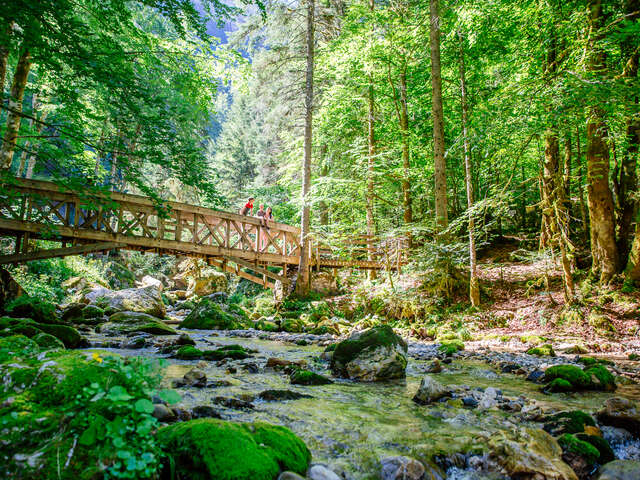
xmin=526 ymin=344 xmax=555 ymax=357
xmin=331 ymin=325 xmax=408 ymax=381
xmin=33 ymin=332 xmax=65 ymax=350
xmin=544 ymin=411 xmax=596 ymax=435
xmin=575 ymin=434 xmax=615 ymax=464
xmin=544 ymin=365 xmax=592 ymax=390
xmin=290 ymin=369 xmax=333 ymax=386
xmin=557 ymin=433 xmax=600 ymax=465
xmin=438 ymin=340 xmax=465 ymax=356
xmin=0 ymin=317 xmax=82 ymax=348
xmin=4 ymin=295 xmax=57 ymax=324
xmin=82 ymin=305 xmax=105 ymax=319
xmin=255 ymin=318 xmax=279 ymax=332
xmin=547 ymin=378 xmax=573 ymax=393
xmin=584 ymin=364 xmax=617 ymax=391
xmin=175 ymin=345 xmax=204 ymax=360
xmin=180 ymin=298 xmax=242 ymax=330
xmin=100 ymin=311 xmax=177 ymax=335
xmin=156 ymin=419 xmax=311 ymax=480
xmin=281 ymin=318 xmax=305 ymax=333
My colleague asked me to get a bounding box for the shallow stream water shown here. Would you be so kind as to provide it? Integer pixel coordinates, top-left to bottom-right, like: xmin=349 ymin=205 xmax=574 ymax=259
xmin=84 ymin=330 xmax=640 ymax=480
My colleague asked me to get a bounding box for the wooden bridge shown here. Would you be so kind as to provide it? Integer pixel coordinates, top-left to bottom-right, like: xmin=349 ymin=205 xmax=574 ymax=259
xmin=0 ymin=179 xmax=405 ymax=289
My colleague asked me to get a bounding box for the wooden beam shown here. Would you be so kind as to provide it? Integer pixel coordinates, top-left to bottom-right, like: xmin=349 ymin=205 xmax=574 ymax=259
xmin=0 ymin=242 xmax=121 ymax=264
xmin=223 ymin=255 xmax=290 ymax=284
xmin=209 ymin=258 xmax=275 ymax=289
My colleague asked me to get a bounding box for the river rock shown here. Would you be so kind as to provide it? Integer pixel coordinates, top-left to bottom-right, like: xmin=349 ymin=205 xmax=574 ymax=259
xmin=597 ymin=397 xmax=640 ymax=437
xmin=101 ymin=311 xmax=176 ymax=335
xmin=152 ymin=403 xmax=177 ymax=423
xmin=187 ymin=268 xmax=228 ymax=297
xmin=488 ymin=427 xmax=578 ymax=480
xmin=191 ymin=405 xmax=222 ymax=419
xmin=212 ymin=396 xmax=254 ymax=410
xmin=380 ymin=456 xmax=425 ymax=480
xmin=258 ymin=389 xmax=313 ymax=402
xmin=174 ymin=368 xmax=207 ymax=388
xmin=84 ymin=285 xmax=165 ymax=318
xmin=179 ymin=296 xmax=243 ymax=330
xmin=137 ymin=275 xmax=164 ymax=291
xmin=308 ymin=464 xmax=341 ymax=480
xmin=278 ymin=473 xmax=306 ymax=480
xmin=330 ymin=325 xmax=408 ymax=381
xmin=413 ymin=375 xmax=450 ymax=405
xmin=596 ymin=460 xmax=640 ymax=480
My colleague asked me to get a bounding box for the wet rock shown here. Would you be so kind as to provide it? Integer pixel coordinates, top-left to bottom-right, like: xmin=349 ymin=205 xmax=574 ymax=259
xmin=179 ymin=297 xmax=244 ymax=330
xmin=207 ymin=379 xmax=233 ymax=388
xmin=212 ymin=396 xmax=254 ymax=410
xmin=101 ymin=311 xmax=176 ymax=335
xmin=122 ymin=335 xmax=148 ymax=349
xmin=137 ymin=275 xmax=163 ymax=291
xmin=290 ymin=369 xmax=333 ymax=386
xmin=84 ymin=285 xmax=165 ymax=318
xmin=187 ymin=269 xmax=228 ymax=297
xmin=413 ymin=375 xmax=451 ymax=405
xmin=172 ymin=407 xmax=192 ymax=422
xmin=176 ymin=333 xmax=195 ymax=345
xmin=331 ymin=325 xmax=408 ymax=381
xmin=257 ymin=389 xmax=313 ymax=402
xmin=462 ymin=397 xmax=478 ymax=408
xmin=526 ymin=369 xmax=545 ymax=383
xmin=488 ymin=427 xmax=578 ymax=480
xmin=243 ymin=362 xmax=260 ymax=373
xmin=173 ymin=368 xmax=207 ymax=388
xmin=191 ymin=405 xmax=222 ymax=419
xmin=500 ymin=362 xmax=522 ymax=374
xmin=277 ymin=472 xmax=306 ymax=480
xmin=266 ymin=357 xmax=306 ymax=370
xmin=425 ymin=359 xmax=442 ymax=374
xmin=380 ymin=456 xmax=425 ymax=480
xmin=308 ymin=464 xmax=341 ymax=480
xmin=61 ymin=303 xmax=84 ymax=322
xmin=478 ymin=387 xmax=501 ymax=410
xmin=595 ymin=460 xmax=640 ymax=480
xmin=152 ymin=403 xmax=177 ymax=423
xmin=597 ymin=397 xmax=640 ymax=438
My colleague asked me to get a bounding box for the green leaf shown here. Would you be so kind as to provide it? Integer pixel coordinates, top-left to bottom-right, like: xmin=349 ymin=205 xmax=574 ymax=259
xmin=134 ymin=399 xmax=155 ymax=414
xmin=79 ymin=426 xmax=97 ymax=446
xmin=106 ymin=385 xmax=133 ymax=402
xmin=158 ymin=389 xmax=181 ymax=405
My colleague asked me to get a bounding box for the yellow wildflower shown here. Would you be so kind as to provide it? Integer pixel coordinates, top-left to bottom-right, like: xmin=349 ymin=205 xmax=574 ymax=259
xmin=92 ymin=352 xmax=103 ymax=363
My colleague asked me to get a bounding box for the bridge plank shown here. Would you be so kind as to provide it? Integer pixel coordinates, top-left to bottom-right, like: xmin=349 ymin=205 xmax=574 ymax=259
xmin=0 ymin=242 xmax=121 ymax=264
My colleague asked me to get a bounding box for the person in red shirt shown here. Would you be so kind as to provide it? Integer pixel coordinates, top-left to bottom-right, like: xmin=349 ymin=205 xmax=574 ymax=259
xmin=240 ymin=197 xmax=254 ymax=216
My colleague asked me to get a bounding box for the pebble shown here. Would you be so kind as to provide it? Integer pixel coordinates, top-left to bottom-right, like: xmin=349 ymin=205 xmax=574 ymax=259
xmin=308 ymin=464 xmax=342 ymax=480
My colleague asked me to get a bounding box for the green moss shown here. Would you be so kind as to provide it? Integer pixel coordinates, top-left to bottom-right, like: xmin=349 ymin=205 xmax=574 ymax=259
xmin=324 ymin=343 xmax=337 ymax=352
xmin=332 ymin=325 xmax=406 ymax=368
xmin=310 ymin=325 xmax=329 ymax=335
xmin=546 ymin=411 xmax=595 ymax=434
xmin=575 ymin=434 xmax=615 ymax=464
xmin=5 ymin=295 xmax=57 ymax=324
xmin=202 ymin=346 xmax=251 ymax=361
xmin=254 ymin=297 xmax=277 ymax=317
xmin=584 ymin=364 xmax=616 ymax=391
xmin=290 ymin=369 xmax=333 ymax=386
xmin=557 ymin=434 xmax=600 ymax=465
xmin=82 ymin=305 xmax=105 ymax=319
xmin=181 ymin=298 xmax=241 ymax=330
xmin=33 ymin=333 xmax=65 ymax=350
xmin=0 ymin=335 xmax=39 ymax=363
xmin=281 ymin=318 xmax=304 ymax=333
xmin=629 ymin=353 xmax=640 ymax=361
xmin=0 ymin=317 xmax=82 ymax=348
xmin=132 ymin=321 xmax=176 ymax=335
xmin=544 ymin=365 xmax=592 ymax=390
xmin=36 ymin=324 xmax=82 ymax=348
xmin=157 ymin=419 xmax=311 ymax=480
xmin=438 ymin=340 xmax=465 ymax=356
xmin=255 ymin=319 xmax=279 ymax=332
xmin=547 ymin=378 xmax=573 ymax=393
xmin=175 ymin=345 xmax=204 ymax=360
xmin=526 ymin=344 xmax=555 ymax=357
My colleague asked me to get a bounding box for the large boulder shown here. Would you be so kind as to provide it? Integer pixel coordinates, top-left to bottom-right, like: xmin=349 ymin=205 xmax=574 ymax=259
xmin=4 ymin=295 xmax=58 ymax=324
xmin=0 ymin=317 xmax=83 ymax=348
xmin=488 ymin=428 xmax=578 ymax=480
xmin=330 ymin=325 xmax=408 ymax=381
xmin=105 ymin=261 xmax=136 ymax=290
xmin=84 ymin=286 xmax=165 ymax=318
xmin=596 ymin=460 xmax=640 ymax=480
xmin=180 ymin=297 xmax=244 ymax=330
xmin=597 ymin=397 xmax=640 ymax=437
xmin=100 ymin=311 xmax=176 ymax=335
xmin=187 ymin=268 xmax=228 ymax=297
xmin=412 ymin=375 xmax=451 ymax=405
xmin=136 ymin=275 xmax=164 ymax=291
xmin=156 ymin=419 xmax=311 ymax=480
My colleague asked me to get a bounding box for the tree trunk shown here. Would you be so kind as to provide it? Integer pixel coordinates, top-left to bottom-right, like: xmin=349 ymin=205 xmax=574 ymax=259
xmin=0 ymin=22 xmax=12 ymax=102
xmin=399 ymin=70 xmax=412 ymax=228
xmin=366 ymin=0 xmax=377 ymax=280
xmin=0 ymin=49 xmax=31 ymax=171
xmin=24 ymin=110 xmax=47 ymax=179
xmin=458 ymin=33 xmax=479 ymax=306
xmin=575 ymin=125 xmax=589 ymax=241
xmin=430 ymin=0 xmax=447 ymax=229
xmin=318 ymin=145 xmax=329 ymax=226
xmin=619 ymin=0 xmax=640 ymax=268
xmin=17 ymin=93 xmax=38 ymax=177
xmin=586 ymin=0 xmax=618 ymax=283
xmin=296 ymin=0 xmax=315 ymax=295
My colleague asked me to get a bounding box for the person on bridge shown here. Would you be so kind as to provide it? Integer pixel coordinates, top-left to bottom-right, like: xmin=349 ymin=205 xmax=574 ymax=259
xmin=240 ymin=197 xmax=254 ymax=216
xmin=256 ymin=204 xmax=266 ymax=224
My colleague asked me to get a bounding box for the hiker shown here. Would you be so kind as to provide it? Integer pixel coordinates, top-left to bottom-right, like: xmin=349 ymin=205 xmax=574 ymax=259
xmin=256 ymin=204 xmax=266 ymax=225
xmin=258 ymin=206 xmax=273 ymax=251
xmin=264 ymin=206 xmax=274 ymax=230
xmin=240 ymin=197 xmax=254 ymax=216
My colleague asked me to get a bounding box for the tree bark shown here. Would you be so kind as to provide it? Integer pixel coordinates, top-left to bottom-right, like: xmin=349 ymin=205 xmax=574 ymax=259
xmin=575 ymin=125 xmax=589 ymax=241
xmin=586 ymin=0 xmax=618 ymax=283
xmin=430 ymin=0 xmax=447 ymax=229
xmin=0 ymin=49 xmax=31 ymax=171
xmin=365 ymin=0 xmax=377 ymax=280
xmin=17 ymin=93 xmax=38 ymax=177
xmin=458 ymin=33 xmax=479 ymax=306
xmin=0 ymin=22 xmax=12 ymax=102
xmin=399 ymin=70 xmax=412 ymax=228
xmin=619 ymin=0 xmax=640 ymax=268
xmin=296 ymin=0 xmax=315 ymax=295
xmin=318 ymin=144 xmax=329 ymax=226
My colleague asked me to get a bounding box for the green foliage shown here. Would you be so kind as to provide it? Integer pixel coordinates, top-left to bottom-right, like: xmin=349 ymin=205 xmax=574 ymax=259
xmin=157 ymin=419 xmax=312 ymax=480
xmin=0 ymin=316 xmax=83 ymax=348
xmin=4 ymin=295 xmax=57 ymax=323
xmin=0 ymin=335 xmax=179 ymax=479
xmin=438 ymin=340 xmax=465 ymax=356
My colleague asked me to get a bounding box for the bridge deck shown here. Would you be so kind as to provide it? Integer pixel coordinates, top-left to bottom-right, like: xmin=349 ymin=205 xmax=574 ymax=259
xmin=0 ymin=179 xmax=405 ymax=287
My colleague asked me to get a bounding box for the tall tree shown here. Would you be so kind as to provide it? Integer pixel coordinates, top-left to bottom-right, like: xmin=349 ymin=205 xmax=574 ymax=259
xmin=430 ymin=0 xmax=447 ymax=228
xmin=296 ymin=0 xmax=315 ymax=294
xmin=0 ymin=49 xmax=30 ymax=170
xmin=366 ymin=0 xmax=377 ymax=279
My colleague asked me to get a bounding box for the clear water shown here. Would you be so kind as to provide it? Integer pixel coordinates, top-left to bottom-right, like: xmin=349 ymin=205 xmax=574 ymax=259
xmin=84 ymin=331 xmax=640 ymax=479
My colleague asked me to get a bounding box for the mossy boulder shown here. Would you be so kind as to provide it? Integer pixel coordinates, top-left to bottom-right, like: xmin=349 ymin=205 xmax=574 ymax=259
xmin=82 ymin=305 xmax=105 ymax=319
xmin=575 ymin=433 xmax=615 ymax=464
xmin=33 ymin=332 xmax=65 ymax=350
xmin=4 ymin=295 xmax=57 ymax=324
xmin=331 ymin=325 xmax=408 ymax=381
xmin=100 ymin=311 xmax=176 ymax=335
xmin=526 ymin=344 xmax=555 ymax=357
xmin=85 ymin=285 xmax=165 ymax=318
xmin=584 ymin=364 xmax=616 ymax=391
xmin=0 ymin=317 xmax=83 ymax=348
xmin=281 ymin=318 xmax=305 ymax=333
xmin=543 ymin=411 xmax=596 ymax=436
xmin=544 ymin=364 xmax=616 ymax=392
xmin=175 ymin=345 xmax=204 ymax=360
xmin=438 ymin=340 xmax=465 ymax=356
xmin=597 ymin=397 xmax=640 ymax=437
xmin=290 ymin=369 xmax=333 ymax=386
xmin=544 ymin=365 xmax=592 ymax=390
xmin=255 ymin=318 xmax=279 ymax=332
xmin=557 ymin=433 xmax=600 ymax=465
xmin=180 ymin=297 xmax=242 ymax=330
xmin=156 ymin=419 xmax=311 ymax=480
